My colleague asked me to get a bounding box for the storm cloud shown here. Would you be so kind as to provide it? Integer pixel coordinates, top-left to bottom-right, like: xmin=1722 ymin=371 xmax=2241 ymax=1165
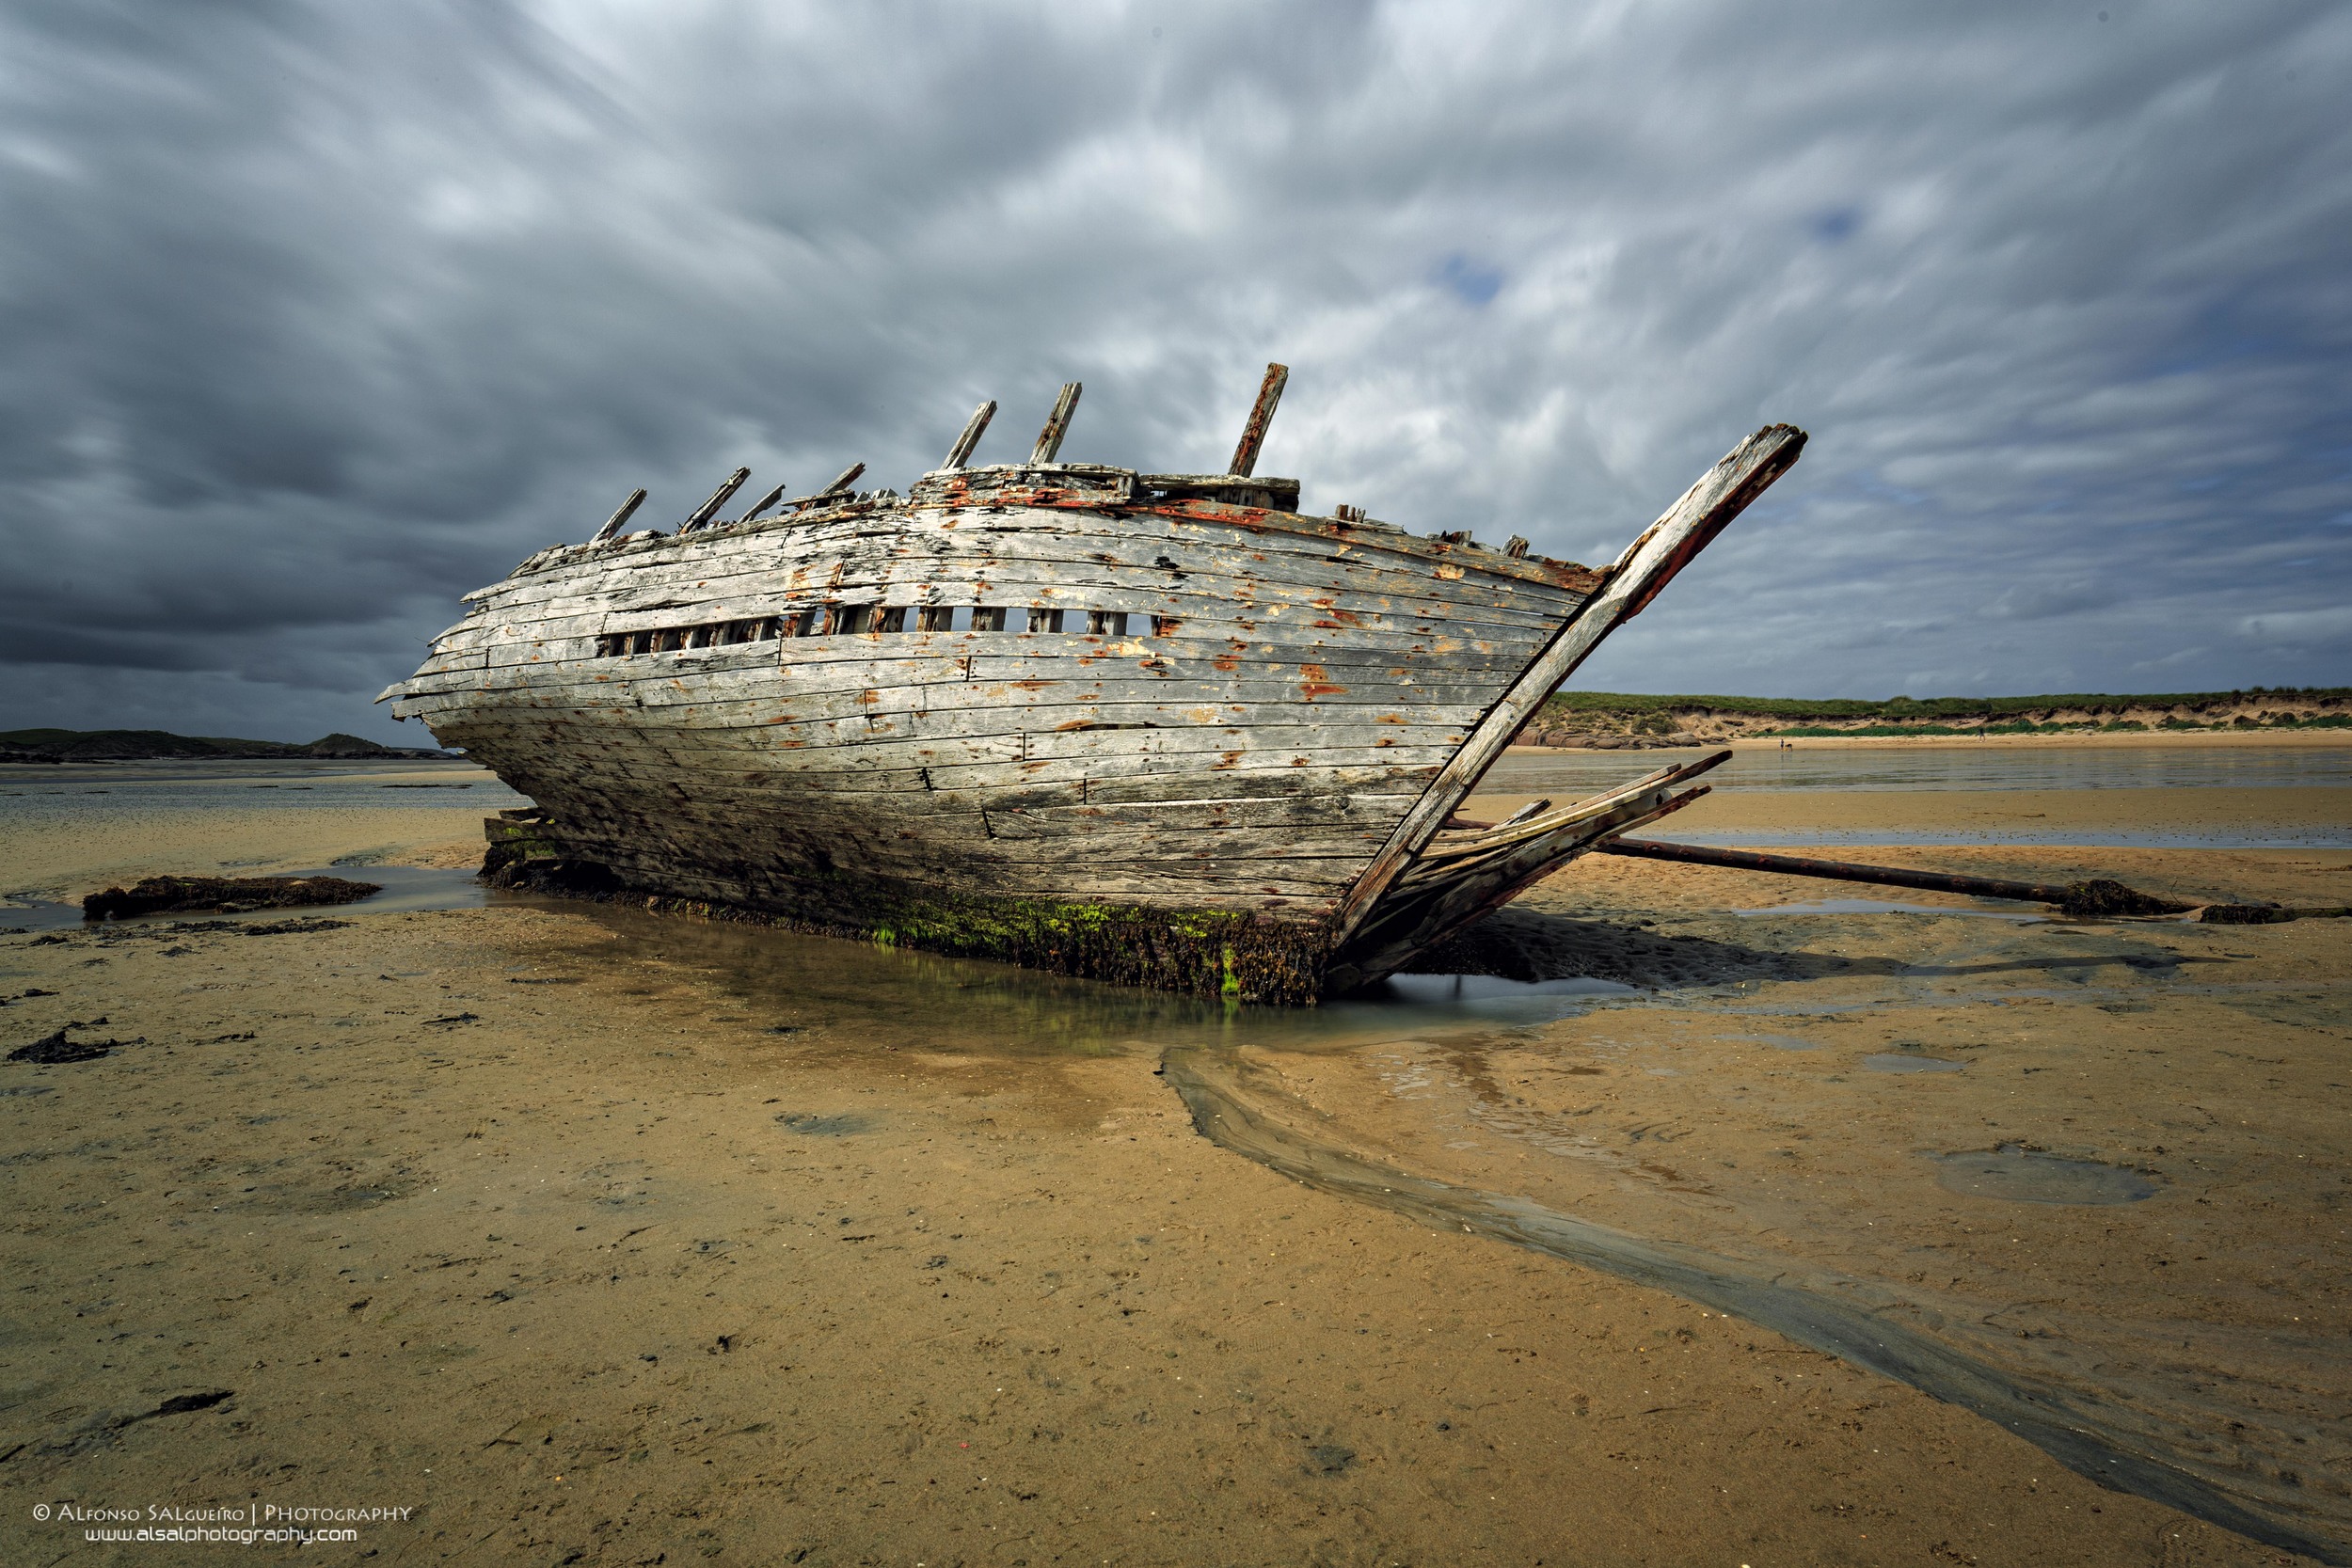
xmin=3 ymin=0 xmax=2346 ymax=742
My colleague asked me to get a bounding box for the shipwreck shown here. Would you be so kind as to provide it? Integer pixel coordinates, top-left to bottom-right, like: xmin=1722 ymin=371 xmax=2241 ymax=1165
xmin=380 ymin=368 xmax=1804 ymax=1002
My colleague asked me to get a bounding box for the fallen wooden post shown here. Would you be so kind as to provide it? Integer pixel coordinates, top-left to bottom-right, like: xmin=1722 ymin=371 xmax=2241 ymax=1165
xmin=1595 ymin=837 xmax=2347 ymax=923
xmin=818 ymin=461 xmax=866 ymax=497
xmin=1597 ymin=837 xmax=2187 ymax=915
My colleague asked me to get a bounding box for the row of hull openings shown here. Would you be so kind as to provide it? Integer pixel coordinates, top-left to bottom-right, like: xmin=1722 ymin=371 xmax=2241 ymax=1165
xmin=593 ymin=607 xmax=1180 ymax=657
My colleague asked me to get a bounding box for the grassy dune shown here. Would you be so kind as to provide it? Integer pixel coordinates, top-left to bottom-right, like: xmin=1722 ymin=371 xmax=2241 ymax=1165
xmin=1529 ymin=687 xmax=2352 ymax=743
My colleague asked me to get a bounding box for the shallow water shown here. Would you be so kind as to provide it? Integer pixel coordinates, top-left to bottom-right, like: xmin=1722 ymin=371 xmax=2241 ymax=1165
xmin=0 ymin=761 xmax=529 ymax=893
xmin=1930 ymin=1145 xmax=2163 ymax=1205
xmin=3 ymin=863 xmax=501 ymax=932
xmin=1863 ymin=1052 xmax=1968 ymax=1073
xmin=0 ymin=757 xmax=525 ymax=816
xmin=1492 ymin=742 xmax=2352 ymax=795
xmin=568 ymin=904 xmax=1638 ymax=1058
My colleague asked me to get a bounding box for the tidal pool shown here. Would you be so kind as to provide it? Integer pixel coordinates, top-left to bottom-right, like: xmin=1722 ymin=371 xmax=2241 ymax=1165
xmin=1930 ymin=1145 xmax=2162 ymax=1205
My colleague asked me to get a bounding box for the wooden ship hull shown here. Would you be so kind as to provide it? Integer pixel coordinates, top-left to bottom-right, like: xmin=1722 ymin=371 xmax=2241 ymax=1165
xmin=381 ymin=372 xmax=1804 ymax=1001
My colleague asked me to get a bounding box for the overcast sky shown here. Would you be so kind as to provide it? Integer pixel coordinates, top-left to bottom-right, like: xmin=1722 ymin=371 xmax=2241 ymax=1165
xmin=3 ymin=0 xmax=2347 ymax=744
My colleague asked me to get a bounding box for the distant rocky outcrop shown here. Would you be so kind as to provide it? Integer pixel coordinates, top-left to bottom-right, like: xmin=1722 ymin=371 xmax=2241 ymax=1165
xmin=1514 ymin=688 xmax=2352 ymax=748
xmin=0 ymin=727 xmax=456 ymax=763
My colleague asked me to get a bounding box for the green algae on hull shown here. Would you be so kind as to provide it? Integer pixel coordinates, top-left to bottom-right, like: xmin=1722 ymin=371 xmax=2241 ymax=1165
xmin=485 ymin=824 xmax=1331 ymax=1004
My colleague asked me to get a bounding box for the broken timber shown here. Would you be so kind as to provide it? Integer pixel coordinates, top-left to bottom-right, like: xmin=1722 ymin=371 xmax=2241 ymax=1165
xmin=1599 ymin=838 xmax=2351 ymax=924
xmin=382 ymin=369 xmax=1806 ymax=1001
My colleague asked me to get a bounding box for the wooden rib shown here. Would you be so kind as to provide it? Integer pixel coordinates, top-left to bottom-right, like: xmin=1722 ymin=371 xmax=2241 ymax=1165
xmin=683 ymin=468 xmax=752 ymax=531
xmin=1030 ymin=383 xmax=1081 ymax=464
xmin=1327 ymin=784 xmax=1711 ymax=990
xmin=589 ymin=488 xmax=647 ymax=544
xmin=944 ymin=401 xmax=996 ymax=468
xmin=1228 ymin=363 xmax=1288 ymax=478
xmin=1333 ymin=424 xmax=1806 ymax=939
xmin=1412 ymin=752 xmax=1730 ymax=872
xmin=737 ymin=483 xmax=787 ymax=524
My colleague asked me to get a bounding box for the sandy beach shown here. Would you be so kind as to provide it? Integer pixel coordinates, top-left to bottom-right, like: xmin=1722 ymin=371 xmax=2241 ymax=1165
xmin=3 ymin=748 xmax=2346 ymax=1564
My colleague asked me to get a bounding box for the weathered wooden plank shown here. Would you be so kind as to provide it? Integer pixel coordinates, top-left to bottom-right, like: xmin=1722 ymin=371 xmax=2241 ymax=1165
xmin=437 ymin=641 xmax=1518 ymax=713
xmin=448 ymin=622 xmax=1531 ymax=681
xmin=436 ymin=696 xmax=1477 ymax=765
xmin=513 ymin=480 xmax=1597 ymax=594
xmin=429 ymin=705 xmax=1461 ymax=795
xmin=1227 ymin=363 xmax=1288 ymax=478
xmin=1030 ymin=384 xmax=1081 ymax=464
xmin=529 ymin=787 xmax=1375 ymax=876
xmin=458 ymin=707 xmax=1314 ymax=777
xmin=588 ymin=488 xmax=647 ymax=544
xmin=459 ymin=494 xmax=1593 ymax=622
xmin=459 ymin=617 xmax=1548 ymax=682
xmin=553 ymin=779 xmax=1396 ymax=861
xmin=1404 ymin=752 xmax=1729 ymax=881
xmin=1327 ymin=783 xmax=1710 ymax=991
xmin=442 ymin=728 xmax=1449 ymax=822
xmin=1335 ymin=424 xmax=1807 ymax=937
xmin=736 ymin=483 xmax=787 ymax=524
xmin=615 ymin=669 xmax=1502 ymax=722
xmin=942 ymin=402 xmax=996 ymax=468
xmin=453 ymin=537 xmax=1580 ymax=647
xmin=682 ymin=467 xmax=752 ymax=531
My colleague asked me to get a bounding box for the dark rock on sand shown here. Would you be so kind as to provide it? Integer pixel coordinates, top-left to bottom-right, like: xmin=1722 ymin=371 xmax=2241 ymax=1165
xmin=83 ymin=875 xmax=382 ymax=921
xmin=8 ymin=1025 xmax=133 ymax=1063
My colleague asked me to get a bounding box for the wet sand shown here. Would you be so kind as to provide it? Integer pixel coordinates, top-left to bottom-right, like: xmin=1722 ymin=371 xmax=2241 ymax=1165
xmin=3 ymin=761 xmax=2346 ymax=1564
xmin=0 ymin=762 xmax=513 ymax=899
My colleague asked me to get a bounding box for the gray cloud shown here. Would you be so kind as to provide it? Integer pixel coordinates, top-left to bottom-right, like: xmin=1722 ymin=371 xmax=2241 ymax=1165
xmin=2 ymin=0 xmax=2347 ymax=744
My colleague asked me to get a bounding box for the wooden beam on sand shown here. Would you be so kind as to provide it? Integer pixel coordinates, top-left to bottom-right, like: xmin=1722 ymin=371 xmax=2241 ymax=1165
xmin=1598 ymin=837 xmax=2349 ymax=924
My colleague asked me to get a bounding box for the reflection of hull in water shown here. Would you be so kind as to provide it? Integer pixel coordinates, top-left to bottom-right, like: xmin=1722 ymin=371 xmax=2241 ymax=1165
xmin=383 ymin=375 xmax=1803 ymax=1001
xmin=1162 ymin=1046 xmax=2345 ymax=1566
